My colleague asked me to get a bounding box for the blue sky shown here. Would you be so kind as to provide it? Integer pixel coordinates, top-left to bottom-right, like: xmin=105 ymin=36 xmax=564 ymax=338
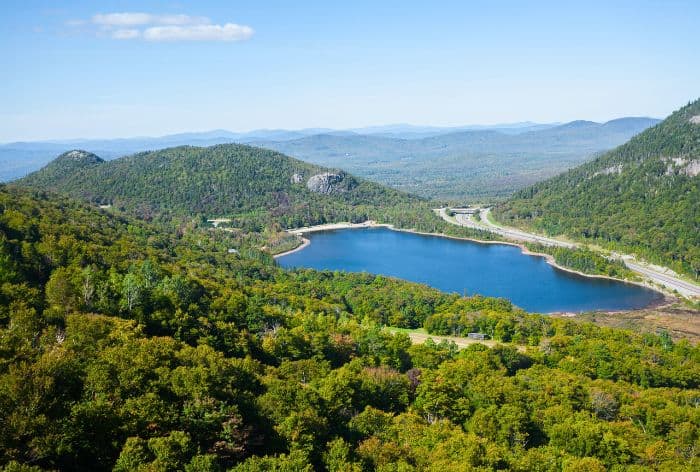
xmin=1 ymin=0 xmax=698 ymax=141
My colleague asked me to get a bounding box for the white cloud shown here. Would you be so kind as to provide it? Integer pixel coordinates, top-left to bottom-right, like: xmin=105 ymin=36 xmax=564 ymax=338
xmin=143 ymin=23 xmax=254 ymax=42
xmin=84 ymin=12 xmax=253 ymax=42
xmin=92 ymin=12 xmax=153 ymax=26
xmin=151 ymin=14 xmax=209 ymax=26
xmin=93 ymin=12 xmax=210 ymax=27
xmin=111 ymin=29 xmax=140 ymax=40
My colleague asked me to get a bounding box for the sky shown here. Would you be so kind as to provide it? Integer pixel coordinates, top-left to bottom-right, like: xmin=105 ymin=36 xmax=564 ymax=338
xmin=1 ymin=0 xmax=699 ymax=141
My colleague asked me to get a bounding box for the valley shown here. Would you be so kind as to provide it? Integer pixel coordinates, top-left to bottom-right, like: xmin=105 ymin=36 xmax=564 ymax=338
xmin=3 ymin=3 xmax=699 ymax=470
xmin=2 ymin=106 xmax=698 ymax=470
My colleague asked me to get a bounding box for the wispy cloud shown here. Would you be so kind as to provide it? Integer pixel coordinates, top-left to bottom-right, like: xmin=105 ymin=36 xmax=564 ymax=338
xmin=143 ymin=24 xmax=254 ymax=42
xmin=92 ymin=13 xmax=209 ymax=27
xmin=71 ymin=12 xmax=254 ymax=42
xmin=111 ymin=28 xmax=140 ymax=40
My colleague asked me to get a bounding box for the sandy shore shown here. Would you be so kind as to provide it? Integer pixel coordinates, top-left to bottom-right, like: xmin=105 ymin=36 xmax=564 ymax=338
xmin=287 ymin=220 xmax=392 ymax=235
xmin=271 ymin=236 xmax=311 ymax=258
xmin=273 ymin=221 xmax=389 ymax=258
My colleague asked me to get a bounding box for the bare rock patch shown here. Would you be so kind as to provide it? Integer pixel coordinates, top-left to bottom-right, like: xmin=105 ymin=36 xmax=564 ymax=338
xmin=307 ymin=172 xmax=346 ymax=194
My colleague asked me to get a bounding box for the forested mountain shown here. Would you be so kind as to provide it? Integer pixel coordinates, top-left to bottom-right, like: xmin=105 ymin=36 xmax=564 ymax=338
xmin=3 ymin=118 xmax=658 ymax=200
xmin=14 ymin=150 xmax=104 ymax=188
xmin=14 ymin=144 xmax=505 ymax=251
xmin=259 ymin=117 xmax=659 ymax=200
xmin=495 ymin=99 xmax=700 ymax=279
xmin=0 ymin=129 xmax=330 ymax=181
xmin=17 ymin=144 xmax=420 ymax=227
xmin=1 ymin=185 xmax=699 ymax=470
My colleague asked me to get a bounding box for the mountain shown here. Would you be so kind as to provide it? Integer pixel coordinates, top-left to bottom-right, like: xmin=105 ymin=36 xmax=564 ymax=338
xmin=347 ymin=122 xmax=559 ymax=139
xmin=16 ymin=143 xmax=424 ymax=226
xmin=494 ymin=100 xmax=700 ymax=278
xmin=14 ymin=149 xmax=104 ymax=187
xmin=0 ymin=118 xmax=658 ymax=196
xmin=258 ymin=117 xmax=661 ymax=200
xmin=0 ymin=129 xmax=333 ymax=182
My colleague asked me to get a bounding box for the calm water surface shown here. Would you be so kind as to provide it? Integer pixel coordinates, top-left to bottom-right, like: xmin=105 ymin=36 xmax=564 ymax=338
xmin=278 ymin=227 xmax=661 ymax=313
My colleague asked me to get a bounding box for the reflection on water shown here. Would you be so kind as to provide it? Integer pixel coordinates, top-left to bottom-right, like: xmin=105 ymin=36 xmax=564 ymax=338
xmin=278 ymin=227 xmax=661 ymax=313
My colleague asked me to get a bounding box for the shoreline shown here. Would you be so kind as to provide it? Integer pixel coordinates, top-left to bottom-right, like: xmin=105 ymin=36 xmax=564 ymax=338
xmin=447 ymin=208 xmax=699 ymax=298
xmin=272 ymin=220 xmax=669 ymax=310
xmin=271 ymin=236 xmax=311 ymax=258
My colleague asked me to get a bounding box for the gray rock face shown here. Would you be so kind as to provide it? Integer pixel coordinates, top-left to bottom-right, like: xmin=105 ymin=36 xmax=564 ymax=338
xmin=65 ymin=150 xmax=91 ymax=160
xmin=58 ymin=150 xmax=104 ymax=164
xmin=290 ymin=173 xmax=304 ymax=184
xmin=306 ymin=172 xmax=345 ymax=194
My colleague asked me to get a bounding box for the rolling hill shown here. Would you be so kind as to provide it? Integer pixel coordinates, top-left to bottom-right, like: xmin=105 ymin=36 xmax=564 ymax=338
xmin=494 ymin=99 xmax=700 ymax=278
xmin=258 ymin=117 xmax=660 ymax=200
xmin=2 ymin=118 xmax=658 ymax=202
xmin=16 ymin=144 xmax=424 ymax=228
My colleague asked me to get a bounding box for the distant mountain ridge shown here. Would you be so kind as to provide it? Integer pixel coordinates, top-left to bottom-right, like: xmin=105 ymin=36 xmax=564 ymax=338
xmin=257 ymin=117 xmax=660 ymax=200
xmin=494 ymin=99 xmax=700 ymax=278
xmin=0 ymin=117 xmax=657 ymax=189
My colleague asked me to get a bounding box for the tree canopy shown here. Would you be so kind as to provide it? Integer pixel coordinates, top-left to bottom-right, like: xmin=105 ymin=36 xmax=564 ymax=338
xmin=1 ymin=185 xmax=698 ymax=470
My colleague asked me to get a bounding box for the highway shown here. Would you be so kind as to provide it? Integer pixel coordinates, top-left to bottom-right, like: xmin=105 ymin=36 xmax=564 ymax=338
xmin=438 ymin=208 xmax=700 ymax=298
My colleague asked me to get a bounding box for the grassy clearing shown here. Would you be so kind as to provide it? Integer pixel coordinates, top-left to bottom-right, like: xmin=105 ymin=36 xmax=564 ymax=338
xmin=383 ymin=326 xmax=527 ymax=352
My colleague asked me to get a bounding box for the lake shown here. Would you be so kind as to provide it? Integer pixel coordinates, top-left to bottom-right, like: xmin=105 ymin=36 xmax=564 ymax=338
xmin=277 ymin=227 xmax=661 ymax=313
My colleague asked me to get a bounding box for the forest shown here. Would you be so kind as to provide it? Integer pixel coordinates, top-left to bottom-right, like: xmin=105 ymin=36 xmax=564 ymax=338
xmin=14 ymin=144 xmax=506 ymax=250
xmin=1 ymin=185 xmax=699 ymax=471
xmin=495 ymin=99 xmax=700 ymax=279
xmin=522 ymin=244 xmax=638 ymax=280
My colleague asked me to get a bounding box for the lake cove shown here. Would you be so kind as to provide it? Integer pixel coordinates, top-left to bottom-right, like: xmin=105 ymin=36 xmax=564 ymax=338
xmin=277 ymin=227 xmax=662 ymax=313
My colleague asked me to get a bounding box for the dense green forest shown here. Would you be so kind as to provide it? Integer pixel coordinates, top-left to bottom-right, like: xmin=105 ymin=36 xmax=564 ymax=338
xmin=523 ymin=244 xmax=638 ymax=280
xmin=15 ymin=144 xmax=503 ymax=247
xmin=495 ymin=99 xmax=700 ymax=279
xmin=17 ymin=145 xmax=415 ymax=225
xmin=1 ymin=185 xmax=699 ymax=470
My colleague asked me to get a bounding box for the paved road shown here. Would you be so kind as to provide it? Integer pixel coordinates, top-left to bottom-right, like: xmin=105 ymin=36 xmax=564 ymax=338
xmin=454 ymin=208 xmax=576 ymax=248
xmin=626 ymin=262 xmax=700 ymax=297
xmin=439 ymin=208 xmax=700 ymax=298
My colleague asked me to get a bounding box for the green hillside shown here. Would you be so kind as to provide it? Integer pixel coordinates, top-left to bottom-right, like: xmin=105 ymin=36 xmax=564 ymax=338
xmin=17 ymin=144 xmax=419 ymax=226
xmin=495 ymin=99 xmax=700 ymax=278
xmin=18 ymin=149 xmax=104 ymax=186
xmin=1 ymin=185 xmax=699 ymax=470
xmin=15 ymin=143 xmax=504 ymax=248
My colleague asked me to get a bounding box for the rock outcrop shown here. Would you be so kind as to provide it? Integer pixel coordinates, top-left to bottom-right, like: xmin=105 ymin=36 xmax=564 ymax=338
xmin=58 ymin=150 xmax=104 ymax=165
xmin=290 ymin=173 xmax=304 ymax=184
xmin=306 ymin=172 xmax=345 ymax=194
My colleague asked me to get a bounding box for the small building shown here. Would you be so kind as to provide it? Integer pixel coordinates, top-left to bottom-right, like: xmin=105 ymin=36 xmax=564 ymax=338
xmin=467 ymin=332 xmax=487 ymax=340
xmin=228 ymin=248 xmax=239 ymax=254
xmin=208 ymin=218 xmax=232 ymax=228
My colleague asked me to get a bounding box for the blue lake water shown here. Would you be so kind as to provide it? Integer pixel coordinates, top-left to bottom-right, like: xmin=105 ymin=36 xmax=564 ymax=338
xmin=277 ymin=227 xmax=661 ymax=313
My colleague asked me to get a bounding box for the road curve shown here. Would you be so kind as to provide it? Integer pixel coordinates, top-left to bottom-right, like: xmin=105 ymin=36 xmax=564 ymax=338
xmin=438 ymin=208 xmax=700 ymax=298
